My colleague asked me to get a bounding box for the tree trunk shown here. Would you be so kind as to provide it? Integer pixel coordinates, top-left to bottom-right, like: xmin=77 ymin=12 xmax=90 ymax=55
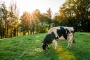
xmin=16 ymin=27 xmax=18 ymax=36
xmin=48 ymin=23 xmax=51 ymax=30
xmin=7 ymin=25 xmax=8 ymax=37
xmin=23 ymin=31 xmax=26 ymax=35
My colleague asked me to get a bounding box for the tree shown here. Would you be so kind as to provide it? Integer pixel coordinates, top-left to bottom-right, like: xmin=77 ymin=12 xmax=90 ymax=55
xmin=8 ymin=1 xmax=19 ymax=37
xmin=32 ymin=9 xmax=41 ymax=33
xmin=20 ymin=11 xmax=30 ymax=35
xmin=46 ymin=8 xmax=52 ymax=29
xmin=1 ymin=2 xmax=8 ymax=38
xmin=0 ymin=5 xmax=3 ymax=38
xmin=0 ymin=1 xmax=19 ymax=38
xmin=33 ymin=9 xmax=48 ymax=33
xmin=20 ymin=11 xmax=35 ymax=35
xmin=0 ymin=9 xmax=5 ymax=38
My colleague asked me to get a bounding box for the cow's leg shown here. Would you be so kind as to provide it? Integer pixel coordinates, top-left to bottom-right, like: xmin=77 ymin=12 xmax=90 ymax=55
xmin=67 ymin=40 xmax=73 ymax=49
xmin=70 ymin=40 xmax=73 ymax=48
xmin=52 ymin=39 xmax=57 ymax=50
xmin=67 ymin=33 xmax=73 ymax=49
xmin=67 ymin=41 xmax=70 ymax=49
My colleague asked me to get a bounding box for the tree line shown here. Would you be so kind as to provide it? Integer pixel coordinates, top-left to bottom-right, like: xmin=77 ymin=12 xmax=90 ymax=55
xmin=53 ymin=0 xmax=90 ymax=32
xmin=0 ymin=0 xmax=90 ymax=39
xmin=0 ymin=1 xmax=52 ymax=38
xmin=20 ymin=8 xmax=52 ymax=35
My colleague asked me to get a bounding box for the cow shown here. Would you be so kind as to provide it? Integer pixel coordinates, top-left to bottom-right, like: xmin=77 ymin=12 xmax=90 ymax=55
xmin=42 ymin=26 xmax=74 ymax=50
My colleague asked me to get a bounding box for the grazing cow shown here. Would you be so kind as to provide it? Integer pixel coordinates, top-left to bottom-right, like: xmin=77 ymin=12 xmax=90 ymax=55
xmin=42 ymin=26 xmax=74 ymax=50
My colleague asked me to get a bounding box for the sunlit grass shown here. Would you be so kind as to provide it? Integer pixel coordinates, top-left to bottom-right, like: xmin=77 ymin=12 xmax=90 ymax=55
xmin=56 ymin=46 xmax=76 ymax=60
xmin=56 ymin=46 xmax=64 ymax=54
xmin=0 ymin=32 xmax=90 ymax=60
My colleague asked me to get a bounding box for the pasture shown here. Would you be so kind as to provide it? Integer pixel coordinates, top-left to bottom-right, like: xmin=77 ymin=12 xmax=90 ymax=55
xmin=0 ymin=32 xmax=90 ymax=60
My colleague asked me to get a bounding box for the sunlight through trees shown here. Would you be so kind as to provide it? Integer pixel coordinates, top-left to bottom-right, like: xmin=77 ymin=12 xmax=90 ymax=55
xmin=0 ymin=0 xmax=90 ymax=38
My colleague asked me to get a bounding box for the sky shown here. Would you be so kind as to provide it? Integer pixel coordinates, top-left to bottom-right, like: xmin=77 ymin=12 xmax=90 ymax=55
xmin=0 ymin=0 xmax=65 ymax=16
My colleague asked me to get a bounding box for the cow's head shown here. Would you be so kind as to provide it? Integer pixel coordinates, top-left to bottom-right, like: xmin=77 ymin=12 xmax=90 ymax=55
xmin=42 ymin=42 xmax=48 ymax=50
xmin=42 ymin=32 xmax=56 ymax=50
xmin=65 ymin=27 xmax=74 ymax=35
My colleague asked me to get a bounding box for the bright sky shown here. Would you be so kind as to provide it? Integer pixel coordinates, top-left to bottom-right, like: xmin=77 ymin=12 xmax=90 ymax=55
xmin=0 ymin=0 xmax=65 ymax=16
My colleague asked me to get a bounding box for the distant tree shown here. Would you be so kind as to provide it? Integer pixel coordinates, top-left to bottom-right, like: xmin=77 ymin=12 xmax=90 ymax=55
xmin=32 ymin=9 xmax=41 ymax=33
xmin=53 ymin=14 xmax=61 ymax=26
xmin=0 ymin=7 xmax=5 ymax=38
xmin=8 ymin=1 xmax=19 ymax=37
xmin=20 ymin=11 xmax=30 ymax=35
xmin=46 ymin=8 xmax=52 ymax=29
xmin=20 ymin=11 xmax=35 ymax=35
xmin=0 ymin=6 xmax=4 ymax=38
xmin=0 ymin=1 xmax=19 ymax=38
xmin=33 ymin=10 xmax=48 ymax=33
xmin=1 ymin=2 xmax=8 ymax=38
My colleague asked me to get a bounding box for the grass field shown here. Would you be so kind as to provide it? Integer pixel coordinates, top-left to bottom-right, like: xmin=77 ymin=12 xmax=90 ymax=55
xmin=0 ymin=32 xmax=90 ymax=60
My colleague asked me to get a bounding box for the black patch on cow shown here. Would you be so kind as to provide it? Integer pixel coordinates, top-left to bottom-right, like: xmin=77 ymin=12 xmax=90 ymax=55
xmin=42 ymin=32 xmax=56 ymax=50
xmin=57 ymin=27 xmax=68 ymax=39
xmin=66 ymin=28 xmax=70 ymax=35
xmin=43 ymin=32 xmax=56 ymax=44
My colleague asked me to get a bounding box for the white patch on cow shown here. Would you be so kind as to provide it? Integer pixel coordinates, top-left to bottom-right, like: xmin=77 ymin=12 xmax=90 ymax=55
xmin=52 ymin=39 xmax=57 ymax=49
xmin=59 ymin=35 xmax=65 ymax=40
xmin=67 ymin=33 xmax=74 ymax=49
xmin=48 ymin=27 xmax=60 ymax=38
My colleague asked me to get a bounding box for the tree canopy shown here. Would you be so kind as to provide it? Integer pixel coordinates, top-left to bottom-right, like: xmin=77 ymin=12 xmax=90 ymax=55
xmin=53 ymin=0 xmax=90 ymax=32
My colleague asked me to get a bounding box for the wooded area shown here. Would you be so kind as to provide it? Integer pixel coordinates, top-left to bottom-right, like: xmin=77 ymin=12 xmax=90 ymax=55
xmin=0 ymin=0 xmax=90 ymax=39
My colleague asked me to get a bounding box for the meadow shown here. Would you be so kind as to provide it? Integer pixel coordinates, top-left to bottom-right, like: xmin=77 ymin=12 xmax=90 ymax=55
xmin=0 ymin=32 xmax=90 ymax=60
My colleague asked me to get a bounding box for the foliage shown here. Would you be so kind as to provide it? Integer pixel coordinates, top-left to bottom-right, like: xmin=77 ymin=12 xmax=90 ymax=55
xmin=0 ymin=1 xmax=19 ymax=38
xmin=53 ymin=0 xmax=90 ymax=32
xmin=20 ymin=8 xmax=52 ymax=35
xmin=20 ymin=11 xmax=31 ymax=35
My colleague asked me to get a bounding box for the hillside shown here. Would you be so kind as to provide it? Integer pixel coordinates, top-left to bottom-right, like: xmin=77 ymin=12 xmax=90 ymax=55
xmin=0 ymin=32 xmax=90 ymax=60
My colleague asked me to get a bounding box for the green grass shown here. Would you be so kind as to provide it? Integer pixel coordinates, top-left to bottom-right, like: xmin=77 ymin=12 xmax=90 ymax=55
xmin=0 ymin=32 xmax=90 ymax=60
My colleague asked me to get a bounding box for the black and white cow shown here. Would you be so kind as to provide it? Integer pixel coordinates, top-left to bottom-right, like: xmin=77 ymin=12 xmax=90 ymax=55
xmin=42 ymin=26 xmax=74 ymax=50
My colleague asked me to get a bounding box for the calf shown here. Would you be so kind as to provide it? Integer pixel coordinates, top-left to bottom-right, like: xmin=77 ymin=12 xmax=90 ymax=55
xmin=42 ymin=26 xmax=74 ymax=50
